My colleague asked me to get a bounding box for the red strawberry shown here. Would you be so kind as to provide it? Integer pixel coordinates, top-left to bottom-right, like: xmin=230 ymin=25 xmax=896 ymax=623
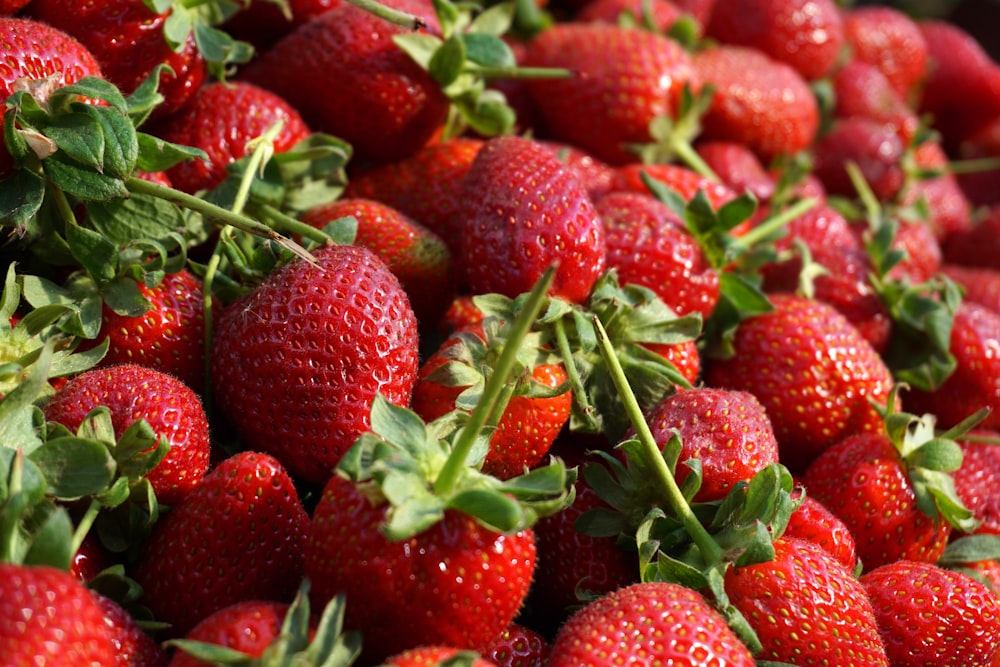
xmin=523 ymin=22 xmax=696 ymax=165
xmin=209 ymin=244 xmax=420 ymax=485
xmin=597 ymin=190 xmax=721 ymax=320
xmin=91 ymin=592 xmax=169 ymax=667
xmin=222 ymin=0 xmax=342 ymax=51
xmin=540 ymin=140 xmax=618 ymax=202
xmin=576 ymin=0 xmax=688 ymax=34
xmin=704 ymin=293 xmax=896 ymax=472
xmin=693 ymin=43 xmax=819 ymax=161
xmin=842 ymin=5 xmax=929 ymax=102
xmin=133 ymin=451 xmax=309 ymax=637
xmin=385 ymin=647 xmax=498 ymax=666
xmin=0 ymin=0 xmax=30 ymax=15
xmin=305 ymin=474 xmax=538 ymax=662
xmin=166 ymin=600 xmax=296 ymax=667
xmin=458 ymin=135 xmax=606 ymax=304
xmin=943 ymin=204 xmax=1000 ymax=269
xmin=695 ymin=140 xmax=777 ymax=202
xmin=43 ymin=363 xmax=211 ymax=506
xmin=811 ymin=116 xmax=906 ymax=201
xmin=953 ymin=430 xmax=1000 ymax=536
xmin=299 ymin=198 xmax=455 ymax=328
xmin=610 ymin=162 xmax=739 ymax=210
xmin=239 ymin=0 xmax=447 ymax=165
xmin=71 ymin=533 xmax=113 ymax=584
xmin=482 ymin=622 xmax=550 ymax=667
xmin=724 ymin=536 xmax=889 ymax=665
xmin=783 ymin=491 xmax=859 ymax=571
xmin=0 ymin=563 xmax=118 ymax=665
xmin=896 ymin=139 xmax=974 ymax=242
xmin=940 ymin=264 xmax=1000 ymax=316
xmin=831 ymin=59 xmax=921 ymax=145
xmin=28 ymin=0 xmax=206 ymax=118
xmin=634 ymin=387 xmax=781 ymax=502
xmin=955 ymin=114 xmax=1000 ymax=208
xmin=861 ymin=560 xmax=1000 ymax=666
xmin=150 ymin=81 xmax=311 ymax=194
xmin=705 ymin=0 xmax=844 ymax=81
xmin=546 ymin=581 xmax=756 ymax=666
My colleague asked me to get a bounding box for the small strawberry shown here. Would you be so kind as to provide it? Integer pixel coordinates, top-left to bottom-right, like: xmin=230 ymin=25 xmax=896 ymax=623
xmin=861 ymin=560 xmax=1000 ymax=666
xmin=385 ymin=647 xmax=498 ymax=666
xmin=695 ymin=140 xmax=776 ymax=202
xmin=842 ymin=4 xmax=929 ymax=102
xmin=546 ymin=581 xmax=756 ymax=666
xmin=783 ymin=490 xmax=859 ymax=571
xmin=482 ymin=622 xmax=550 ymax=667
xmin=133 ymin=451 xmax=310 ymax=637
xmin=953 ymin=430 xmax=1000 ymax=536
xmin=209 ymin=244 xmax=420 ymax=486
xmin=832 ymin=59 xmax=921 ymax=145
xmin=91 ymin=592 xmax=169 ymax=667
xmin=812 ymin=116 xmax=906 ymax=201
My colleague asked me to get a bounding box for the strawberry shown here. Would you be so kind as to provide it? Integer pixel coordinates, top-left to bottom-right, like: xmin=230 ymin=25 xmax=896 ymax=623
xmin=783 ymin=490 xmax=859 ymax=571
xmin=91 ymin=592 xmax=169 ymax=667
xmin=540 ymin=140 xmax=618 ymax=202
xmin=953 ymin=430 xmax=1000 ymax=536
xmin=239 ymin=0 xmax=448 ymax=165
xmin=167 ymin=600 xmax=296 ymax=667
xmin=482 ymin=622 xmax=550 ymax=667
xmin=597 ymin=190 xmax=721 ymax=320
xmin=610 ymin=162 xmax=739 ymax=210
xmin=940 ymin=264 xmax=1000 ymax=316
xmin=831 ymin=59 xmax=921 ymax=145
xmin=299 ymin=198 xmax=455 ymax=329
xmin=222 ymin=0 xmax=342 ymax=51
xmin=71 ymin=533 xmax=113 ymax=583
xmin=695 ymin=140 xmax=776 ymax=202
xmin=723 ymin=536 xmax=889 ymax=665
xmin=522 ymin=22 xmax=696 ymax=165
xmin=841 ymin=5 xmax=929 ymax=102
xmin=385 ymin=647 xmax=498 ymax=666
xmin=209 ymin=244 xmax=420 ymax=486
xmin=955 ymin=115 xmax=1000 ymax=208
xmin=811 ymin=116 xmax=906 ymax=201
xmin=0 ymin=0 xmax=30 ymax=15
xmin=692 ymin=43 xmax=819 ymax=162
xmin=149 ymin=80 xmax=311 ymax=195
xmin=705 ymin=293 xmax=896 ymax=472
xmin=896 ymin=139 xmax=974 ymax=242
xmin=576 ymin=0 xmax=687 ymax=34
xmin=0 ymin=563 xmax=118 ymax=665
xmin=704 ymin=0 xmax=844 ymax=81
xmin=634 ymin=387 xmax=781 ymax=502
xmin=457 ymin=135 xmax=606 ymax=304
xmin=28 ymin=0 xmax=208 ymax=118
xmin=861 ymin=560 xmax=1000 ymax=666
xmin=43 ymin=363 xmax=211 ymax=507
xmin=546 ymin=581 xmax=756 ymax=666
xmin=133 ymin=451 xmax=310 ymax=637
xmin=942 ymin=203 xmax=1000 ymax=269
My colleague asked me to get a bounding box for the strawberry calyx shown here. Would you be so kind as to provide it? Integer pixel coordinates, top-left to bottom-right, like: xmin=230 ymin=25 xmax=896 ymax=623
xmin=335 ymin=268 xmax=577 ymax=541
xmin=147 ymin=0 xmax=255 ymax=79
xmin=166 ymin=581 xmax=363 ymax=666
xmin=625 ymin=83 xmax=719 ymax=180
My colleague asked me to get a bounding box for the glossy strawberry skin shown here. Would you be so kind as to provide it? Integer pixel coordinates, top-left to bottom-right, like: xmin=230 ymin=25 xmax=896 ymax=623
xmin=724 ymin=537 xmax=889 ymax=666
xmin=0 ymin=563 xmax=118 ymax=666
xmin=842 ymin=5 xmax=929 ymax=101
xmin=210 ymin=245 xmax=420 ymax=485
xmin=133 ymin=451 xmax=310 ymax=638
xmin=482 ymin=623 xmax=550 ymax=667
xmin=941 ymin=265 xmax=1000 ymax=316
xmin=546 ymin=581 xmax=756 ymax=666
xmin=239 ymin=0 xmax=447 ymax=165
xmin=458 ymin=135 xmax=606 ymax=304
xmin=704 ymin=293 xmax=896 ymax=473
xmin=167 ymin=600 xmax=301 ymax=667
xmin=861 ymin=560 xmax=1000 ymax=666
xmin=43 ymin=363 xmax=211 ymax=506
xmin=953 ymin=430 xmax=1000 ymax=536
xmin=385 ymin=647 xmax=499 ymax=667
xmin=783 ymin=492 xmax=859 ymax=572
xmin=305 ymin=475 xmax=537 ymax=663
xmin=802 ymin=432 xmax=953 ymax=571
xmin=523 ymin=22 xmax=696 ymax=165
xmin=91 ymin=593 xmax=168 ymax=667
xmin=150 ymin=81 xmax=311 ymax=195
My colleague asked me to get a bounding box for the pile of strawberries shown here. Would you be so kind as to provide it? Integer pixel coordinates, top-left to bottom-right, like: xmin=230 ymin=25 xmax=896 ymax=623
xmin=2 ymin=0 xmax=1000 ymax=665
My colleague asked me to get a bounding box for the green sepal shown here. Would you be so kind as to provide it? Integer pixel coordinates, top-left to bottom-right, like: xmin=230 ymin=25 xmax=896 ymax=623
xmin=51 ymin=77 xmax=129 ymax=115
xmin=938 ymin=534 xmax=1000 ymax=565
xmin=135 ymin=132 xmax=208 ymax=173
xmin=21 ymin=501 xmax=74 ymax=569
xmin=125 ymin=64 xmax=170 ymax=128
xmin=40 ymin=112 xmax=105 ymax=173
xmin=86 ymin=191 xmax=190 ymax=247
xmin=42 ymin=152 xmax=129 ymax=201
xmin=27 ymin=436 xmax=116 ymax=501
xmin=83 ymin=104 xmax=140 ymax=179
xmin=65 ymin=223 xmax=120 ymax=282
xmin=0 ymin=169 xmax=47 ymax=233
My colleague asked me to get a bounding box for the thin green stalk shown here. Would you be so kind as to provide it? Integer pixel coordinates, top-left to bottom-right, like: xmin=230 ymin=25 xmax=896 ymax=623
xmin=592 ymin=315 xmax=723 ymax=565
xmin=342 ymin=0 xmax=427 ymax=29
xmin=552 ymin=316 xmax=599 ymax=432
xmin=434 ymin=267 xmax=555 ymax=495
xmin=254 ymin=203 xmax=334 ymax=247
xmin=733 ymin=196 xmax=819 ymax=250
xmin=68 ymin=498 xmax=101 ymax=559
xmin=231 ymin=120 xmax=286 ymax=216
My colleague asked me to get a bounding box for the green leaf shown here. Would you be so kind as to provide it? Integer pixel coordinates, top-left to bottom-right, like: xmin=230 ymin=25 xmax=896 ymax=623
xmin=369 ymin=395 xmax=433 ymax=458
xmin=51 ymin=77 xmax=129 ymax=115
xmin=462 ymin=33 xmax=516 ymax=69
xmin=43 ymin=152 xmax=129 ymax=201
xmin=22 ymin=502 xmax=74 ymax=570
xmin=429 ymin=35 xmax=467 ymax=87
xmin=85 ymin=105 xmax=139 ymax=179
xmin=382 ymin=495 xmax=445 ymax=541
xmin=908 ymin=438 xmax=964 ymax=472
xmin=468 ymin=2 xmax=515 ymax=36
xmin=0 ymin=169 xmax=46 ymax=232
xmin=101 ymin=275 xmax=151 ymax=318
xmin=126 ymin=64 xmax=170 ymax=127
xmin=447 ymin=487 xmax=523 ymax=532
xmin=939 ymin=534 xmax=1000 ymax=564
xmin=135 ymin=132 xmax=207 ymax=172
xmin=29 ymin=437 xmax=116 ymax=500
xmin=43 ymin=112 xmax=105 ymax=172
xmin=86 ymin=190 xmax=187 ymax=246
xmin=65 ymin=223 xmax=120 ymax=282
xmin=394 ymin=33 xmax=443 ymax=71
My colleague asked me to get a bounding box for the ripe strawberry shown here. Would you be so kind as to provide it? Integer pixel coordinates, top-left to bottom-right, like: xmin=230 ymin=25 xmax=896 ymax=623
xmin=385 ymin=647 xmax=498 ymax=666
xmin=540 ymin=140 xmax=617 ymax=202
xmin=482 ymin=622 xmax=550 ymax=667
xmin=831 ymin=59 xmax=920 ymax=145
xmin=811 ymin=116 xmax=906 ymax=201
xmin=0 ymin=16 xmax=102 ymax=178
xmin=704 ymin=293 xmax=896 ymax=472
xmin=239 ymin=0 xmax=447 ymax=165
xmin=43 ymin=363 xmax=211 ymax=506
xmin=523 ymin=22 xmax=696 ymax=165
xmin=953 ymin=430 xmax=1000 ymax=536
xmin=83 ymin=269 xmax=207 ymax=394
xmin=133 ymin=451 xmax=309 ymax=637
xmin=299 ymin=198 xmax=455 ymax=328
xmin=634 ymin=387 xmax=781 ymax=502
xmin=724 ymin=536 xmax=889 ymax=666
xmin=546 ymin=581 xmax=756 ymax=666
xmin=458 ymin=135 xmax=606 ymax=304
xmin=896 ymin=139 xmax=974 ymax=242
xmin=955 ymin=115 xmax=1000 ymax=208
xmin=597 ymin=190 xmax=721 ymax=320
xmin=71 ymin=533 xmax=113 ymax=583
xmin=91 ymin=592 xmax=169 ymax=667
xmin=903 ymin=301 xmax=1000 ymax=432
xmin=783 ymin=491 xmax=859 ymax=571
xmin=610 ymin=162 xmax=739 ymax=210
xmin=0 ymin=0 xmax=30 ymax=15
xmin=943 ymin=204 xmax=1000 ymax=269
xmin=940 ymin=264 xmax=1000 ymax=316
xmin=695 ymin=140 xmax=776 ymax=202
xmin=705 ymin=0 xmax=844 ymax=81
xmin=150 ymin=81 xmax=311 ymax=194
xmin=861 ymin=560 xmax=1000 ymax=666
xmin=0 ymin=563 xmax=118 ymax=665
xmin=842 ymin=5 xmax=929 ymax=102
xmin=576 ymin=0 xmax=687 ymax=34
xmin=28 ymin=0 xmax=207 ymax=118
xmin=166 ymin=600 xmax=297 ymax=667
xmin=222 ymin=0 xmax=342 ymax=51
xmin=305 ymin=474 xmax=538 ymax=662
xmin=693 ymin=43 xmax=819 ymax=161
xmin=209 ymin=244 xmax=420 ymax=485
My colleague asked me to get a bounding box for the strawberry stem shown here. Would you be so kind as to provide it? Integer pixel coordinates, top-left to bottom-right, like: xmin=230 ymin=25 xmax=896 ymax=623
xmin=433 ymin=267 xmax=555 ymax=496
xmin=551 ymin=316 xmax=600 ymax=431
xmin=732 ymin=195 xmax=820 ymax=250
xmin=343 ymin=0 xmax=427 ymax=29
xmin=591 ymin=315 xmax=723 ymax=564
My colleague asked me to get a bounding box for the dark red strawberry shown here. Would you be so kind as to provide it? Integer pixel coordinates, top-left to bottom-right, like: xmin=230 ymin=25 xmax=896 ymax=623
xmin=222 ymin=0 xmax=342 ymax=51
xmin=209 ymin=244 xmax=420 ymax=485
xmin=0 ymin=563 xmax=118 ymax=665
xmin=91 ymin=592 xmax=169 ymax=667
xmin=953 ymin=430 xmax=1000 ymax=537
xmin=610 ymin=162 xmax=739 ymax=210
xmin=576 ymin=0 xmax=687 ymax=34
xmin=133 ymin=451 xmax=309 ymax=637
xmin=384 ymin=647 xmax=498 ymax=666
xmin=842 ymin=4 xmax=929 ymax=102
xmin=458 ymin=135 xmax=606 ymax=304
xmin=540 ymin=140 xmax=618 ymax=202
xmin=705 ymin=0 xmax=844 ymax=81
xmin=482 ymin=622 xmax=550 ymax=667
xmin=861 ymin=560 xmax=1000 ymax=666
xmin=166 ymin=600 xmax=296 ymax=667
xmin=695 ymin=140 xmax=776 ymax=202
xmin=896 ymin=139 xmax=974 ymax=242
xmin=811 ymin=116 xmax=906 ymax=201
xmin=943 ymin=204 xmax=1000 ymax=269
xmin=44 ymin=363 xmax=211 ymax=506
xmin=0 ymin=0 xmax=30 ymax=15
xmin=955 ymin=114 xmax=1000 ymax=209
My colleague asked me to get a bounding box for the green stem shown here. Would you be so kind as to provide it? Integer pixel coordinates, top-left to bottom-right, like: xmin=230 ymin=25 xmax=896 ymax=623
xmin=477 ymin=66 xmax=573 ymax=80
xmin=342 ymin=0 xmax=427 ymax=29
xmin=434 ymin=267 xmax=555 ymax=496
xmin=231 ymin=121 xmax=286 ymax=216
xmin=552 ymin=316 xmax=599 ymax=432
xmin=254 ymin=203 xmax=333 ymax=247
xmin=591 ymin=316 xmax=723 ymax=565
xmin=48 ymin=183 xmax=79 ymax=229
xmin=672 ymin=140 xmax=720 ymax=184
xmin=68 ymin=498 xmax=101 ymax=559
xmin=946 ymin=156 xmax=1000 ymax=175
xmin=733 ymin=196 xmax=819 ymax=250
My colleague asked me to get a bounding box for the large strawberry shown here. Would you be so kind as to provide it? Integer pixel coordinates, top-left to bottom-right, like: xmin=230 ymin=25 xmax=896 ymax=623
xmin=841 ymin=4 xmax=929 ymax=102
xmin=133 ymin=451 xmax=310 ymax=637
xmin=209 ymin=244 xmax=420 ymax=486
xmin=458 ymin=135 xmax=606 ymax=304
